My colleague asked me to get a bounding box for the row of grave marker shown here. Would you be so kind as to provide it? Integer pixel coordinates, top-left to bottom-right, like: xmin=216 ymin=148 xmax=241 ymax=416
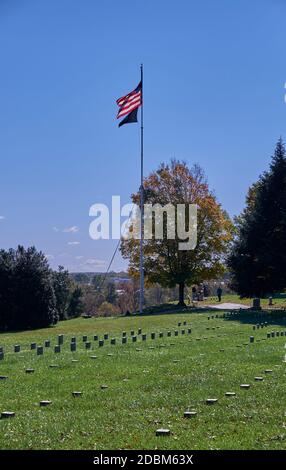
xmin=0 ymin=328 xmax=193 ymax=359
xmin=1 ymin=326 xmax=286 ymax=359
xmin=1 ymin=365 xmax=276 ymax=430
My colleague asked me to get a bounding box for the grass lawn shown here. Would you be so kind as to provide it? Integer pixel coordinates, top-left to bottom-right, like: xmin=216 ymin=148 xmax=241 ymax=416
xmin=0 ymin=311 xmax=286 ymax=450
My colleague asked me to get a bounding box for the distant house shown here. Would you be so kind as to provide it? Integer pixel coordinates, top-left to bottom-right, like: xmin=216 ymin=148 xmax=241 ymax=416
xmin=113 ymin=277 xmax=131 ymax=284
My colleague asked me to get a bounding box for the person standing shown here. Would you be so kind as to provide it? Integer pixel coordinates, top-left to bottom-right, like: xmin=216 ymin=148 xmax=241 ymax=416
xmin=217 ymin=286 xmax=222 ymax=302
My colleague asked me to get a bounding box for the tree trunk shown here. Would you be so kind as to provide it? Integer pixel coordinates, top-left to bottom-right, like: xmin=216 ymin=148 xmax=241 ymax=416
xmin=178 ymin=282 xmax=186 ymax=306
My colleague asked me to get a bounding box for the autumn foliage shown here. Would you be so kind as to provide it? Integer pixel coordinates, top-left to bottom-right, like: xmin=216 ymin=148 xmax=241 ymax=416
xmin=121 ymin=160 xmax=233 ymax=305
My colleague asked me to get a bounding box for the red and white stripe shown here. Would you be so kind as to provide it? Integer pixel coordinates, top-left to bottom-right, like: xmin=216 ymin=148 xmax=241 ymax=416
xmin=116 ymin=86 xmax=141 ymax=119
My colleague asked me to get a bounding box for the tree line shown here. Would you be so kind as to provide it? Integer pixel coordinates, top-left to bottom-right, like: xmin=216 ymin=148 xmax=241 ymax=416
xmin=121 ymin=139 xmax=286 ymax=303
xmin=1 ymin=138 xmax=286 ymax=331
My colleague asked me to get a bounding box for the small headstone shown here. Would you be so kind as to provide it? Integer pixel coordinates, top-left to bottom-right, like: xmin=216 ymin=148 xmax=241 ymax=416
xmin=37 ymin=346 xmax=43 ymax=356
xmin=206 ymin=399 xmax=218 ymax=405
xmin=72 ymin=391 xmax=82 ymax=397
xmin=0 ymin=352 xmax=4 ymax=360
xmin=122 ymin=337 xmax=127 ymax=344
xmin=44 ymin=340 xmax=50 ymax=348
xmin=111 ymin=338 xmax=116 ymax=345
xmin=183 ymin=411 xmax=197 ymax=418
xmin=187 ymin=328 xmax=192 ymax=334
xmin=71 ymin=359 xmax=78 ymax=363
xmin=93 ymin=335 xmax=98 ymax=341
xmin=70 ymin=342 xmax=76 ymax=352
xmin=178 ymin=322 xmax=181 ymax=327
xmin=90 ymin=355 xmax=97 ymax=359
xmin=173 ymin=359 xmax=180 ymax=363
xmin=167 ymin=331 xmax=171 ymax=337
xmin=107 ymin=353 xmax=113 ymax=357
xmin=54 ymin=345 xmax=61 ymax=353
xmin=1 ymin=411 xmax=15 ymax=419
xmin=225 ymin=392 xmax=236 ymax=397
xmin=130 ymin=331 xmax=135 ymax=337
xmin=0 ymin=376 xmax=8 ymax=380
xmin=138 ymin=328 xmax=142 ymax=335
xmin=181 ymin=330 xmax=185 ymax=335
xmin=159 ymin=332 xmax=163 ymax=338
xmin=254 ymin=377 xmax=264 ymax=381
xmin=240 ymin=384 xmax=250 ymax=389
xmin=25 ymin=368 xmax=34 ymax=374
xmin=271 ymin=331 xmax=275 ymax=338
xmin=31 ymin=343 xmax=37 ymax=350
xmin=250 ymin=336 xmax=254 ymax=343
xmin=85 ymin=342 xmax=91 ymax=349
xmin=58 ymin=335 xmax=64 ymax=345
xmin=104 ymin=333 xmax=109 ymax=340
xmin=276 ymin=331 xmax=280 ymax=337
xmin=14 ymin=345 xmax=20 ymax=353
xmin=40 ymin=400 xmax=52 ymax=407
xmin=264 ymin=369 xmax=273 ymax=374
xmin=99 ymin=340 xmax=104 ymax=347
xmin=49 ymin=364 xmax=59 ymax=368
xmin=132 ymin=336 xmax=137 ymax=343
xmin=101 ymin=385 xmax=108 ymax=390
xmin=122 ymin=332 xmax=127 ymax=337
xmin=252 ymin=298 xmax=261 ymax=310
xmin=83 ymin=335 xmax=88 ymax=342
xmin=156 ymin=428 xmax=170 ymax=436
xmin=267 ymin=333 xmax=271 ymax=339
xmin=174 ymin=331 xmax=178 ymax=337
xmin=142 ymin=334 xmax=147 ymax=341
xmin=71 ymin=337 xmax=76 ymax=343
xmin=151 ymin=333 xmax=156 ymax=340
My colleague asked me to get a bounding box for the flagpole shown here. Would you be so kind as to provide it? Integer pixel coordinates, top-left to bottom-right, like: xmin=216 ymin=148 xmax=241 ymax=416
xmin=139 ymin=63 xmax=144 ymax=314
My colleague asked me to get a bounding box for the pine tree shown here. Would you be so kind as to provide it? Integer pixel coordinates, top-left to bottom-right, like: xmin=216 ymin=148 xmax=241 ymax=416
xmin=228 ymin=138 xmax=286 ymax=297
xmin=0 ymin=246 xmax=58 ymax=331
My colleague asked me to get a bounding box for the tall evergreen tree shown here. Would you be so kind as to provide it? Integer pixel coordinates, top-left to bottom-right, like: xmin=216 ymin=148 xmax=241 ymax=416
xmin=0 ymin=246 xmax=57 ymax=331
xmin=53 ymin=266 xmax=72 ymax=320
xmin=228 ymin=138 xmax=286 ymax=297
xmin=68 ymin=286 xmax=84 ymax=318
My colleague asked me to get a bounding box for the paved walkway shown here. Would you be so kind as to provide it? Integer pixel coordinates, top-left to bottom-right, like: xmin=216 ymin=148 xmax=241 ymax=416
xmin=204 ymin=302 xmax=249 ymax=310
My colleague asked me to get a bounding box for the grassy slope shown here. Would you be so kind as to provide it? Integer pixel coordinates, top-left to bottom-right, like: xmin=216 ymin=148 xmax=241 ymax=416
xmin=0 ymin=312 xmax=286 ymax=450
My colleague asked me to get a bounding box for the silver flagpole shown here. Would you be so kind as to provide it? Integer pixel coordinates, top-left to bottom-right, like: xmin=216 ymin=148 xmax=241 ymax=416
xmin=139 ymin=64 xmax=144 ymax=314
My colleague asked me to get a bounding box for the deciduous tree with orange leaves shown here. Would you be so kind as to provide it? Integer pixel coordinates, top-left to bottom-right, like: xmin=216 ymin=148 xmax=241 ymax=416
xmin=121 ymin=160 xmax=233 ymax=306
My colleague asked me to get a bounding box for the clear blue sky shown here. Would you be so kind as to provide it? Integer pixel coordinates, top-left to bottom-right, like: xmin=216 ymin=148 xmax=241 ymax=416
xmin=0 ymin=0 xmax=285 ymax=272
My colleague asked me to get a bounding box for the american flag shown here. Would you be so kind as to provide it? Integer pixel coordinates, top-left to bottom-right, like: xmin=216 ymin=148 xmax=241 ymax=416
xmin=116 ymin=81 xmax=142 ymax=120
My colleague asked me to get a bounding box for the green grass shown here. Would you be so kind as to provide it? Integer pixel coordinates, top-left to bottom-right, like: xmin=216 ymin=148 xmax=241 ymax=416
xmin=0 ymin=312 xmax=286 ymax=450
